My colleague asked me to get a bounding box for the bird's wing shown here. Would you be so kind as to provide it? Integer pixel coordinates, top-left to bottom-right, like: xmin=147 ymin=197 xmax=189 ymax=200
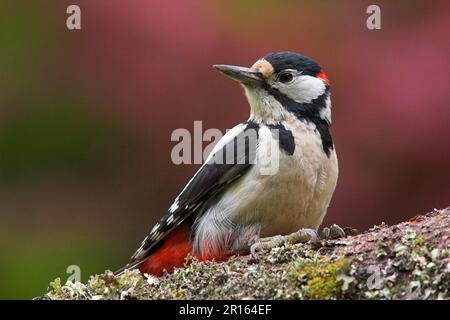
xmin=124 ymin=121 xmax=259 ymax=270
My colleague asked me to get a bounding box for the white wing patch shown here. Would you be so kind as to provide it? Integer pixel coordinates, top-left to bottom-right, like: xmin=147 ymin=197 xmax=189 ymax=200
xmin=205 ymin=123 xmax=246 ymax=163
xmin=126 ymin=122 xmax=256 ymax=269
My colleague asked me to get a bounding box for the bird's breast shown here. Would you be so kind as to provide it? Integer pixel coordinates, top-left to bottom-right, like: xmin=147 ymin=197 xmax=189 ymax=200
xmin=193 ymin=118 xmax=338 ymax=254
xmin=227 ymin=118 xmax=337 ymax=234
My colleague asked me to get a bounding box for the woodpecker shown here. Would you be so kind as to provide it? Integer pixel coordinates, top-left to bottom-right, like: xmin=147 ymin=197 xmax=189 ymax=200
xmin=120 ymin=51 xmax=339 ymax=276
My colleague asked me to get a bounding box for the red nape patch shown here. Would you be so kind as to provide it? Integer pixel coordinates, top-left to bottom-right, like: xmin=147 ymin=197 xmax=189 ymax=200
xmin=316 ymin=71 xmax=331 ymax=85
xmin=139 ymin=223 xmax=193 ymax=276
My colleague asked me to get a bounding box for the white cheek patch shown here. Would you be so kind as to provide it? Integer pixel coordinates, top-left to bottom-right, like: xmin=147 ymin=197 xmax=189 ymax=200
xmin=277 ymin=75 xmax=326 ymax=104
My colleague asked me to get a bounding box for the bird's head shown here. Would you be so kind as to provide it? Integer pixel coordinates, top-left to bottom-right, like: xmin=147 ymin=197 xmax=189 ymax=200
xmin=214 ymin=51 xmax=331 ymax=125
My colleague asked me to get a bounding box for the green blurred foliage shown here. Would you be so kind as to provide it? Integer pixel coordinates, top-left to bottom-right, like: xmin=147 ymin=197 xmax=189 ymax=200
xmin=0 ymin=236 xmax=127 ymax=299
xmin=0 ymin=1 xmax=56 ymax=94
xmin=0 ymin=2 xmax=128 ymax=299
xmin=0 ymin=98 xmax=120 ymax=184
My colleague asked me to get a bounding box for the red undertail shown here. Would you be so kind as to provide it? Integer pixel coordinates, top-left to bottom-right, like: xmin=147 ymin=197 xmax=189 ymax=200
xmin=138 ymin=223 xmax=229 ymax=276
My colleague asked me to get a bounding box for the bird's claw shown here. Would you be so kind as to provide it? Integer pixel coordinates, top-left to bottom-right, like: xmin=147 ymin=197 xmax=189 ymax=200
xmin=250 ymin=228 xmax=320 ymax=258
xmin=320 ymin=224 xmax=346 ymax=240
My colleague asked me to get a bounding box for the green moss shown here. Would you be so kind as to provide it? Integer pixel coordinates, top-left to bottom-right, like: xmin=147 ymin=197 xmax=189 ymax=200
xmin=415 ymin=235 xmax=425 ymax=246
xmin=41 ymin=209 xmax=450 ymax=300
xmin=46 ymin=277 xmax=90 ymax=300
xmin=288 ymin=256 xmax=347 ymax=299
xmin=48 ymin=278 xmax=62 ymax=298
xmin=88 ymin=269 xmax=148 ymax=300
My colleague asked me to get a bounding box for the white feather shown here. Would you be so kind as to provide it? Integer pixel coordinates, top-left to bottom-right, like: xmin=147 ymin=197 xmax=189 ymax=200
xmin=276 ymin=75 xmax=326 ymax=104
xmin=192 ymin=118 xmax=338 ymax=257
xmin=319 ymin=95 xmax=332 ymax=124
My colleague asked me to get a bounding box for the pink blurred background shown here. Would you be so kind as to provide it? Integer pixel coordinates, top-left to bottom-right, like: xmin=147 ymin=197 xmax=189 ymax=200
xmin=0 ymin=0 xmax=449 ymax=298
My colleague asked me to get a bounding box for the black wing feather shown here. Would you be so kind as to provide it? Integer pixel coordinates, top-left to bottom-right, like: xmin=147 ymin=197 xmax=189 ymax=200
xmin=123 ymin=121 xmax=259 ymax=271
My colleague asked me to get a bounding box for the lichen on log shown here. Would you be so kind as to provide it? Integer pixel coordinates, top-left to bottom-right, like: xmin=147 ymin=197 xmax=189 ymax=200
xmin=44 ymin=207 xmax=450 ymax=300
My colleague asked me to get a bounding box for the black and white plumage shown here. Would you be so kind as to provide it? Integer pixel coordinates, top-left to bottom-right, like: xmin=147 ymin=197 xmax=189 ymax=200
xmin=122 ymin=51 xmax=338 ymax=275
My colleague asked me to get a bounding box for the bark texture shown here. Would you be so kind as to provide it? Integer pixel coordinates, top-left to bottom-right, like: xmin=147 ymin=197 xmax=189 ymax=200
xmin=44 ymin=207 xmax=449 ymax=300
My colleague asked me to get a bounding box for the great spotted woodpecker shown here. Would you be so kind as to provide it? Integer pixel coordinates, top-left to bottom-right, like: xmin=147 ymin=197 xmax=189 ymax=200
xmin=119 ymin=51 xmax=340 ymax=276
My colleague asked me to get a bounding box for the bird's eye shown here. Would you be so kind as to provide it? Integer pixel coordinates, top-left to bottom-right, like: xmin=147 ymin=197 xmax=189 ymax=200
xmin=278 ymin=72 xmax=294 ymax=83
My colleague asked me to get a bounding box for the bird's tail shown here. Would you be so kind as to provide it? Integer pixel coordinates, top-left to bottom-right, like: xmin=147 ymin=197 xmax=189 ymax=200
xmin=114 ymin=223 xmax=192 ymax=277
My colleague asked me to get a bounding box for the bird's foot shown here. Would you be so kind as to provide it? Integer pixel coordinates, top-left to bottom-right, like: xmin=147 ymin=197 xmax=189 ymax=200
xmin=320 ymin=224 xmax=346 ymax=240
xmin=250 ymin=228 xmax=319 ymax=258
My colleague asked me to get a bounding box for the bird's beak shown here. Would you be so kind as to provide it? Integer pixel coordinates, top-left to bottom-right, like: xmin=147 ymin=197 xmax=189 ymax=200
xmin=213 ymin=64 xmax=264 ymax=87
